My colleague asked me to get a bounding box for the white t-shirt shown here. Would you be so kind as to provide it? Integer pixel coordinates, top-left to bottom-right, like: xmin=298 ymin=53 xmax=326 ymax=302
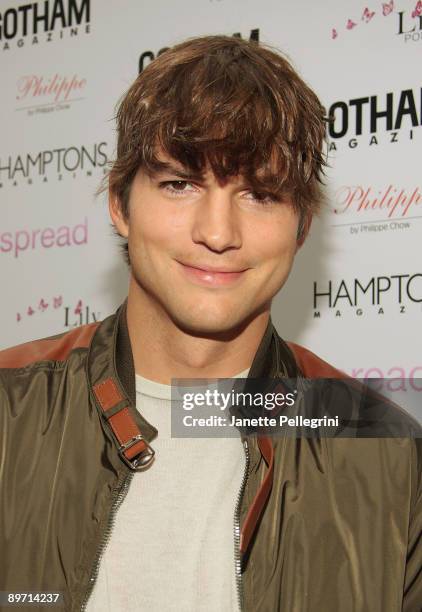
xmin=87 ymin=369 xmax=249 ymax=611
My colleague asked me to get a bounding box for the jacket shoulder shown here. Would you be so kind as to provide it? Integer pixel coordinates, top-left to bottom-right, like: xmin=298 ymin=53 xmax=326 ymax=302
xmin=0 ymin=322 xmax=100 ymax=369
xmin=287 ymin=341 xmax=422 ymax=440
xmin=286 ymin=341 xmax=347 ymax=378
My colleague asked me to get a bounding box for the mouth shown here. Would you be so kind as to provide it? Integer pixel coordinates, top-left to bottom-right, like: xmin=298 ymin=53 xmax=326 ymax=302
xmin=176 ymin=260 xmax=249 ymax=287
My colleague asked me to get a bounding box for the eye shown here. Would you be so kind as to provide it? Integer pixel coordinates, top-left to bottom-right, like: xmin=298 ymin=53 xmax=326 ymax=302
xmin=158 ymin=180 xmax=196 ymax=195
xmin=244 ymin=190 xmax=277 ymax=204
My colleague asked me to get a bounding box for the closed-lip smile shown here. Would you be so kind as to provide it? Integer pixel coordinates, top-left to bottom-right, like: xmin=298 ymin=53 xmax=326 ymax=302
xmin=176 ymin=260 xmax=249 ymax=286
xmin=178 ymin=261 xmax=248 ymax=273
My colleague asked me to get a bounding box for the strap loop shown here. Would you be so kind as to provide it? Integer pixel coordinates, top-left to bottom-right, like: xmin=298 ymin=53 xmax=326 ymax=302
xmin=93 ymin=378 xmax=155 ymax=471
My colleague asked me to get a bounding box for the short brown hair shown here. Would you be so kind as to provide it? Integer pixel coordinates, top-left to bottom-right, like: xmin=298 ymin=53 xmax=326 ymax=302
xmin=107 ymin=34 xmax=328 ymax=259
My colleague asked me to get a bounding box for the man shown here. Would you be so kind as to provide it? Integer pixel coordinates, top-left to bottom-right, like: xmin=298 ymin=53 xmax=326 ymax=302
xmin=0 ymin=35 xmax=420 ymax=612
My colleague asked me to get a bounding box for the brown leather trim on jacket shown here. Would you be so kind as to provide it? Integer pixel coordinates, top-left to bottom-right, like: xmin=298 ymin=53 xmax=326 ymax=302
xmin=287 ymin=341 xmax=346 ymax=378
xmin=236 ymin=322 xmax=302 ymax=560
xmin=238 ymin=337 xmax=350 ymax=560
xmin=240 ymin=435 xmax=274 ymax=554
xmin=0 ymin=322 xmax=100 ymax=368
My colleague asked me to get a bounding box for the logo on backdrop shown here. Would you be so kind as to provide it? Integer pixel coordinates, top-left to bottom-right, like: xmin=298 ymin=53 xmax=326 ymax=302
xmin=348 ymin=363 xmax=422 ymax=381
xmin=0 ymin=217 xmax=88 ymax=259
xmin=15 ymin=296 xmax=100 ymax=329
xmin=15 ymin=74 xmax=87 ymax=115
xmin=313 ymin=273 xmax=422 ymax=318
xmin=326 ymin=86 xmax=421 ymax=149
xmin=0 ymin=0 xmax=91 ymax=52
xmin=329 ymin=184 xmax=422 ymax=231
xmin=138 ymin=28 xmax=259 ymax=73
xmin=0 ymin=141 xmax=108 ymax=188
xmin=330 ymin=2 xmax=422 ymax=44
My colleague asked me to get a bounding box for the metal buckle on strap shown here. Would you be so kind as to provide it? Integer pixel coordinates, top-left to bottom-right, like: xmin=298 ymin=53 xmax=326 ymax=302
xmin=119 ymin=434 xmax=155 ymax=470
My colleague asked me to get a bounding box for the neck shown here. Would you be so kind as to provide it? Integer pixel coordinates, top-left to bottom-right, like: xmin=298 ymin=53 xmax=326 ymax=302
xmin=126 ymin=276 xmax=270 ymax=385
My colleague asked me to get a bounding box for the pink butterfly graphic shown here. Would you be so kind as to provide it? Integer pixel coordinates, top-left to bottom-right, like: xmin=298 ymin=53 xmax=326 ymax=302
xmin=346 ymin=19 xmax=357 ymax=29
xmin=27 ymin=306 xmax=35 ymax=316
xmin=382 ymin=1 xmax=394 ymax=16
xmin=74 ymin=300 xmax=83 ymax=315
xmin=38 ymin=298 xmax=49 ymax=312
xmin=362 ymin=7 xmax=375 ymax=22
xmin=16 ymin=313 xmax=21 ymax=322
xmin=411 ymin=1 xmax=422 ymax=18
xmin=331 ymin=28 xmax=338 ymax=39
xmin=53 ymin=296 xmax=63 ymax=309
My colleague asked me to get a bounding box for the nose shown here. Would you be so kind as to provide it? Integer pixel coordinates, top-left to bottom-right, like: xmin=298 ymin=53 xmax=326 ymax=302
xmin=191 ymin=187 xmax=242 ymax=253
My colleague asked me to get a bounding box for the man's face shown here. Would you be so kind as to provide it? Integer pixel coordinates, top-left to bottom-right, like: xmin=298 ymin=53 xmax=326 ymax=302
xmin=111 ymin=153 xmax=304 ymax=335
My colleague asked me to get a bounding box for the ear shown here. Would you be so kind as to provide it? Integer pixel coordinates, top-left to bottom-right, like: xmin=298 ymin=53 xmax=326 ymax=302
xmin=295 ymin=213 xmax=312 ymax=252
xmin=109 ymin=188 xmax=129 ymax=239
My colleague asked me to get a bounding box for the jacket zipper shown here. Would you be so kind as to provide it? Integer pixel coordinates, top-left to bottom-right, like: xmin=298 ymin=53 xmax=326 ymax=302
xmin=81 ymin=438 xmax=251 ymax=610
xmin=234 ymin=438 xmax=250 ymax=612
xmin=80 ymin=470 xmax=134 ymax=611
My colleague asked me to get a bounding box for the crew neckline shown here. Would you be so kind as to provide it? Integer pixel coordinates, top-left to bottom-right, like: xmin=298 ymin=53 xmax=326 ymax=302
xmin=135 ymin=368 xmax=251 ymax=400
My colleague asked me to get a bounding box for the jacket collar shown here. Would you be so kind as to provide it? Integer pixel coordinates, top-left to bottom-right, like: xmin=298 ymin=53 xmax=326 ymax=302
xmin=88 ymin=298 xmax=300 ymax=554
xmin=114 ymin=297 xmax=299 ymax=395
xmin=87 ymin=298 xmax=299 ymax=451
xmin=247 ymin=311 xmax=299 ymax=379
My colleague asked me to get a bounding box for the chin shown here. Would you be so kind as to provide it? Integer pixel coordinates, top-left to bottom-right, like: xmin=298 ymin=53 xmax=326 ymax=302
xmin=170 ymin=306 xmax=246 ymax=338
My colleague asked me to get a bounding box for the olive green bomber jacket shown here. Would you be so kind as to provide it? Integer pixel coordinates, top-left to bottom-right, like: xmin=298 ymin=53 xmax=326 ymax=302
xmin=0 ymin=301 xmax=421 ymax=611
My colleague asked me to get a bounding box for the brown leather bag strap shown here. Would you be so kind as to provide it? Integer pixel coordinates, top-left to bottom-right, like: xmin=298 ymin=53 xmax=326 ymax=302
xmin=93 ymin=377 xmax=155 ymax=470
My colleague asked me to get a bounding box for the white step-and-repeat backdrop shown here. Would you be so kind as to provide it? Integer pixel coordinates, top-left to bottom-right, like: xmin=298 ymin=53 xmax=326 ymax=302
xmin=1 ymin=0 xmax=421 ymax=379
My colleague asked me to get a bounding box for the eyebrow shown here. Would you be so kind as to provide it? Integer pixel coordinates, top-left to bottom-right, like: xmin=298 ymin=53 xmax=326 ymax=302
xmin=150 ymin=162 xmax=284 ymax=198
xmin=152 ymin=162 xmax=205 ymax=182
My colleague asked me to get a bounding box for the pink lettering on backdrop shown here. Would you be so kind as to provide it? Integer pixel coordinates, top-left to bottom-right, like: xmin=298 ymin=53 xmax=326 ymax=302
xmin=16 ymin=75 xmax=87 ymax=103
xmin=350 ymin=366 xmax=422 ymax=392
xmin=382 ymin=1 xmax=394 ymax=17
xmin=412 ymin=1 xmax=422 ymax=19
xmin=361 ymin=8 xmax=375 ymax=23
xmin=333 ymin=186 xmax=422 ymax=218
